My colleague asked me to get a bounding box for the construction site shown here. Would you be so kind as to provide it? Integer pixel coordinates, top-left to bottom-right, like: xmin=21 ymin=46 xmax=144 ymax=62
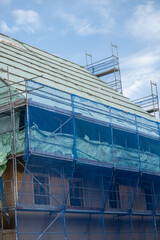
xmin=0 ymin=33 xmax=160 ymax=240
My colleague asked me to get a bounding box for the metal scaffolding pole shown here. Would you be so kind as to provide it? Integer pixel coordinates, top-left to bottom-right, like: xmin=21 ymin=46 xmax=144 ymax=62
xmin=85 ymin=44 xmax=123 ymax=94
xmin=133 ymin=81 xmax=160 ymax=119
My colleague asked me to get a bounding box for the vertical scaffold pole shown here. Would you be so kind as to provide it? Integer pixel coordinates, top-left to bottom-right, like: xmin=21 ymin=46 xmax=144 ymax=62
xmin=111 ymin=43 xmax=118 ymax=92
xmin=0 ymin=198 xmax=3 ymax=240
xmin=6 ymin=66 xmax=18 ymax=240
xmin=155 ymin=82 xmax=160 ymax=119
xmin=102 ymin=169 xmax=115 ymax=210
xmin=111 ymin=43 xmax=123 ymax=94
xmin=85 ymin=52 xmax=93 ymax=73
xmin=151 ymin=81 xmax=160 ymax=119
xmin=25 ymin=79 xmax=30 ymax=158
xmin=62 ymin=95 xmax=77 ymax=210
xmin=100 ymin=175 xmax=106 ymax=240
xmin=135 ymin=115 xmax=141 ymax=172
xmin=13 ymin=108 xmax=18 ymax=203
xmin=130 ymin=215 xmax=134 ymax=240
xmin=116 ymin=45 xmax=123 ymax=94
xmin=71 ymin=95 xmax=77 ymax=161
xmin=153 ymin=211 xmax=158 ymax=239
xmin=109 ymin=106 xmax=116 ymax=169
xmin=63 ymin=210 xmax=67 ymax=240
xmin=151 ymin=81 xmax=156 ymax=117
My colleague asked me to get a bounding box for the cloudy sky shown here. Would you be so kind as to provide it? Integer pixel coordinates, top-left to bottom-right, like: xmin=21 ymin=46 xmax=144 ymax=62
xmin=0 ymin=0 xmax=160 ymax=102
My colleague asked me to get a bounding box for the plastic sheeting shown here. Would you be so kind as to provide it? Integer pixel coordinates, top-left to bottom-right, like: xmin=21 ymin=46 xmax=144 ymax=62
xmin=15 ymin=80 xmax=160 ymax=240
xmin=0 ymin=77 xmax=24 ymax=107
xmin=26 ymin=80 xmax=160 ymax=175
xmin=0 ymin=113 xmax=24 ymax=176
xmin=30 ymin=122 xmax=113 ymax=162
xmin=0 ymin=79 xmax=160 ymax=176
xmin=29 ymin=123 xmax=160 ymax=172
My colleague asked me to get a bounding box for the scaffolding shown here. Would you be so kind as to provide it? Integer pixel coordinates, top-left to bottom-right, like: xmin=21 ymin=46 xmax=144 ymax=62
xmin=133 ymin=81 xmax=160 ymax=119
xmin=0 ymin=66 xmax=26 ymax=240
xmin=0 ymin=71 xmax=160 ymax=239
xmin=85 ymin=44 xmax=123 ymax=94
xmin=1 ymin=32 xmax=160 ymax=240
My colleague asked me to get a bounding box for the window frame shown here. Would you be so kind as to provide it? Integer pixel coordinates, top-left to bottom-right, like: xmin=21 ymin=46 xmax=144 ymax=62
xmin=109 ymin=182 xmax=121 ymax=209
xmin=143 ymin=182 xmax=154 ymax=211
xmin=33 ymin=174 xmax=50 ymax=205
xmin=69 ymin=178 xmax=84 ymax=207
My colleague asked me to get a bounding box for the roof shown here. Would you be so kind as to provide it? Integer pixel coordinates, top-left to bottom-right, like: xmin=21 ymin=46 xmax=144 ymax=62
xmin=0 ymin=33 xmax=158 ymax=122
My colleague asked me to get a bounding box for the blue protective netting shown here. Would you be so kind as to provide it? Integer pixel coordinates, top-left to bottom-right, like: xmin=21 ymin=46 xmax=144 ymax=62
xmin=26 ymin=80 xmax=160 ymax=174
xmin=0 ymin=177 xmax=10 ymax=224
xmin=15 ymin=80 xmax=160 ymax=239
xmin=16 ymin=158 xmax=160 ymax=239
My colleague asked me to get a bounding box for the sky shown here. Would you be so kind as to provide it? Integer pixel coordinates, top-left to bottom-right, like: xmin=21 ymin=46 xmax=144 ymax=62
xmin=0 ymin=0 xmax=160 ymax=104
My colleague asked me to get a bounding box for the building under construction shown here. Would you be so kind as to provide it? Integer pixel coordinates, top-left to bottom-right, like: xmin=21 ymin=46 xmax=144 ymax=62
xmin=0 ymin=33 xmax=160 ymax=240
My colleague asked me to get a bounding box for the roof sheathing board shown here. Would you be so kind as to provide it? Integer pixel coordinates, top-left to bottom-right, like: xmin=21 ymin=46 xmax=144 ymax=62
xmin=0 ymin=51 xmax=140 ymax=108
xmin=0 ymin=33 xmax=129 ymax=98
xmin=0 ymin=52 xmax=151 ymax=117
xmin=0 ymin=33 xmax=158 ymax=122
xmin=0 ymin=42 xmax=124 ymax=98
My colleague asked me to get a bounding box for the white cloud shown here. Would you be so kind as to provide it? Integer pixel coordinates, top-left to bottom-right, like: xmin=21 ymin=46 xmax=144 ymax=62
xmin=13 ymin=10 xmax=40 ymax=33
xmin=1 ymin=9 xmax=40 ymax=34
xmin=121 ymin=47 xmax=160 ymax=99
xmin=121 ymin=51 xmax=160 ymax=71
xmin=59 ymin=12 xmax=109 ymax=36
xmin=1 ymin=20 xmax=18 ymax=34
xmin=122 ymin=69 xmax=154 ymax=99
xmin=58 ymin=11 xmax=114 ymax=36
xmin=56 ymin=0 xmax=114 ymax=36
xmin=127 ymin=1 xmax=160 ymax=41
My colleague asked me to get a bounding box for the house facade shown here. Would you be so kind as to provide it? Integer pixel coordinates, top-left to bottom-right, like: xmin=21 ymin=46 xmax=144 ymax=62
xmin=0 ymin=33 xmax=160 ymax=239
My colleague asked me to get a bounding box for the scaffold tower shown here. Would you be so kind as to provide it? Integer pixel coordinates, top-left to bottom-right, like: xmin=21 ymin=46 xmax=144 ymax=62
xmin=133 ymin=81 xmax=160 ymax=119
xmin=85 ymin=43 xmax=123 ymax=94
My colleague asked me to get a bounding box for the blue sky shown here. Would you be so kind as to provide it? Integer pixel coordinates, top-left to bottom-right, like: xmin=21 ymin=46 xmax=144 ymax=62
xmin=0 ymin=0 xmax=160 ymax=102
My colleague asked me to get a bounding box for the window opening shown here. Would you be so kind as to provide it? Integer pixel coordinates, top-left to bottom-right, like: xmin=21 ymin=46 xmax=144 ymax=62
xmin=143 ymin=183 xmax=153 ymax=211
xmin=109 ymin=183 xmax=121 ymax=208
xmin=33 ymin=175 xmax=50 ymax=205
xmin=19 ymin=110 xmax=25 ymax=131
xmin=70 ymin=179 xmax=84 ymax=207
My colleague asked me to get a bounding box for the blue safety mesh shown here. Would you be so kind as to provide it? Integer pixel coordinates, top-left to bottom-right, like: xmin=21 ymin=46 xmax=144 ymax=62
xmin=15 ymin=80 xmax=160 ymax=239
xmin=24 ymin=80 xmax=160 ymax=173
xmin=0 ymin=177 xmax=10 ymax=224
